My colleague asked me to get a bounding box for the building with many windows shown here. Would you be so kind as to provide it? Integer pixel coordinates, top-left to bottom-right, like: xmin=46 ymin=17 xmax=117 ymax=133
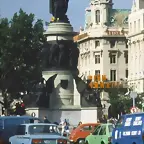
xmin=74 ymin=0 xmax=130 ymax=113
xmin=128 ymin=0 xmax=144 ymax=93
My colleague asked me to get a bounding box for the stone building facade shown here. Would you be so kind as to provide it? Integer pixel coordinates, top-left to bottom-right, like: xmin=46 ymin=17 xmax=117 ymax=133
xmin=128 ymin=0 xmax=144 ymax=93
xmin=74 ymin=0 xmax=130 ymax=114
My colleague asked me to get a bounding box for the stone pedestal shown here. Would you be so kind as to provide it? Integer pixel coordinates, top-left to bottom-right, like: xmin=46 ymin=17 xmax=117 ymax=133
xmin=26 ymin=107 xmax=99 ymax=125
xmin=44 ymin=22 xmax=76 ymax=41
xmin=42 ymin=70 xmax=75 ymax=109
xmin=42 ymin=22 xmax=80 ymax=109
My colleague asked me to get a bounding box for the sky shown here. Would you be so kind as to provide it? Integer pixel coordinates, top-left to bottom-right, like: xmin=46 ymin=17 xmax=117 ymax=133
xmin=1 ymin=0 xmax=132 ymax=31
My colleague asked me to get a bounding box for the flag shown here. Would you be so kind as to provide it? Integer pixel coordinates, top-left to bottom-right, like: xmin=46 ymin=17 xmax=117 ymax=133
xmin=73 ymin=76 xmax=87 ymax=93
xmin=46 ymin=74 xmax=57 ymax=93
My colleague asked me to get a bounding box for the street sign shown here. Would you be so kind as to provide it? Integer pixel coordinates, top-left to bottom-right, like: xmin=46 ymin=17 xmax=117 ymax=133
xmin=130 ymin=107 xmax=138 ymax=113
xmin=130 ymin=92 xmax=137 ymax=107
xmin=130 ymin=92 xmax=137 ymax=98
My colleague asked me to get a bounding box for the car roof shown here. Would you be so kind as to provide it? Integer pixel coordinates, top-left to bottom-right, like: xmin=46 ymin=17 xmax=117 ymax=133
xmin=82 ymin=123 xmax=98 ymax=125
xmin=124 ymin=112 xmax=144 ymax=117
xmin=0 ymin=116 xmax=38 ymax=119
xmin=21 ymin=123 xmax=56 ymax=126
xmin=100 ymin=123 xmax=113 ymax=126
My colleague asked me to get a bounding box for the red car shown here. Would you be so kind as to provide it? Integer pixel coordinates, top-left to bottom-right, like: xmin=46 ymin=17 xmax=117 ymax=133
xmin=69 ymin=123 xmax=100 ymax=144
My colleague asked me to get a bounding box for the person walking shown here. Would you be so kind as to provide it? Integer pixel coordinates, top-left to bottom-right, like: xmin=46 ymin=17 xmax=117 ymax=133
xmin=64 ymin=122 xmax=69 ymax=137
xmin=43 ymin=116 xmax=50 ymax=123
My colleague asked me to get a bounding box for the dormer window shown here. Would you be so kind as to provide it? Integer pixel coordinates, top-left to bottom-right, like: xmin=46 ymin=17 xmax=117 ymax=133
xmin=123 ymin=17 xmax=128 ymax=24
xmin=95 ymin=10 xmax=100 ymax=24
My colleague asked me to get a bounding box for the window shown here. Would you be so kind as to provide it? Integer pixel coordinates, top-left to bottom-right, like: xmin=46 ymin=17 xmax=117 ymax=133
xmin=88 ymin=55 xmax=90 ymax=64
xmin=95 ymin=55 xmax=100 ymax=64
xmin=126 ymin=69 xmax=128 ymax=78
xmin=95 ymin=70 xmax=100 ymax=75
xmin=108 ymin=125 xmax=114 ymax=133
xmin=85 ymin=72 xmax=87 ymax=77
xmin=110 ymin=54 xmax=116 ymax=64
xmin=134 ymin=21 xmax=136 ymax=32
xmin=95 ymin=41 xmax=100 ymax=48
xmin=16 ymin=125 xmax=26 ymax=135
xmin=129 ymin=22 xmax=132 ymax=31
xmin=82 ymin=125 xmax=93 ymax=131
xmin=138 ymin=19 xmax=140 ymax=31
xmin=116 ymin=116 xmax=124 ymax=128
xmin=28 ymin=125 xmax=59 ymax=134
xmin=85 ymin=57 xmax=87 ymax=65
xmin=92 ymin=125 xmax=101 ymax=135
xmin=125 ymin=54 xmax=128 ymax=63
xmin=96 ymin=10 xmax=100 ymax=23
xmin=125 ymin=41 xmax=128 ymax=48
xmin=110 ymin=40 xmax=116 ymax=48
xmin=110 ymin=70 xmax=116 ymax=81
xmin=99 ymin=126 xmax=106 ymax=135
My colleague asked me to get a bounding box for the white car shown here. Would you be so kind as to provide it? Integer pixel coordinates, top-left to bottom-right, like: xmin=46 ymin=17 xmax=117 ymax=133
xmin=9 ymin=123 xmax=69 ymax=144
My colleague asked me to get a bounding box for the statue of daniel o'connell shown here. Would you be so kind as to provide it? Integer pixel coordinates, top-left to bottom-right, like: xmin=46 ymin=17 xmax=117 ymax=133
xmin=49 ymin=0 xmax=69 ymax=22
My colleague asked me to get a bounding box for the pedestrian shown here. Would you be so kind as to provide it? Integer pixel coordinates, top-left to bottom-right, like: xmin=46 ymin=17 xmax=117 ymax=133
xmin=64 ymin=122 xmax=69 ymax=137
xmin=43 ymin=116 xmax=50 ymax=123
xmin=78 ymin=121 xmax=82 ymax=127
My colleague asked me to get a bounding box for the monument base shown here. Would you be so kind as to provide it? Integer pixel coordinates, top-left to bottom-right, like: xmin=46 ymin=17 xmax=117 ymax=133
xmin=44 ymin=22 xmax=77 ymax=41
xmin=25 ymin=107 xmax=100 ymax=125
xmin=42 ymin=70 xmax=78 ymax=109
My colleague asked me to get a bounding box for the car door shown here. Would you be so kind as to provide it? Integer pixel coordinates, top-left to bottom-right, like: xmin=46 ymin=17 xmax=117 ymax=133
xmin=113 ymin=116 xmax=124 ymax=143
xmin=100 ymin=125 xmax=109 ymax=144
xmin=80 ymin=125 xmax=93 ymax=138
xmin=88 ymin=125 xmax=102 ymax=144
xmin=97 ymin=125 xmax=107 ymax=144
xmin=15 ymin=125 xmax=27 ymax=144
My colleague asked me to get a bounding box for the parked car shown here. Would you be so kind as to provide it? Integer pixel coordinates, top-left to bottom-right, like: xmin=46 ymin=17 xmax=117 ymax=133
xmin=69 ymin=123 xmax=99 ymax=144
xmin=0 ymin=116 xmax=42 ymax=144
xmin=9 ymin=123 xmax=68 ymax=144
xmin=85 ymin=123 xmax=114 ymax=144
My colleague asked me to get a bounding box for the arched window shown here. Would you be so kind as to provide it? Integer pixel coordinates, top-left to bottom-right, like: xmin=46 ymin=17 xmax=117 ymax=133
xmin=95 ymin=10 xmax=100 ymax=24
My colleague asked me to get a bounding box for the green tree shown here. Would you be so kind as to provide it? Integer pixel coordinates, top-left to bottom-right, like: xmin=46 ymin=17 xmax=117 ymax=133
xmin=0 ymin=9 xmax=46 ymax=111
xmin=106 ymin=82 xmax=142 ymax=118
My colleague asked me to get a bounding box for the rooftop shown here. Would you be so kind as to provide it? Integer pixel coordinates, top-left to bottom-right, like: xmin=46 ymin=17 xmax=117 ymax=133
xmin=84 ymin=8 xmax=130 ymax=29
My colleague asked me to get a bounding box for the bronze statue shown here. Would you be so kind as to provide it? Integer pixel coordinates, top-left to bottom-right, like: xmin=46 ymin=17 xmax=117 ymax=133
xmin=69 ymin=44 xmax=79 ymax=70
xmin=49 ymin=0 xmax=69 ymax=22
xmin=58 ymin=40 xmax=69 ymax=68
xmin=48 ymin=43 xmax=59 ymax=67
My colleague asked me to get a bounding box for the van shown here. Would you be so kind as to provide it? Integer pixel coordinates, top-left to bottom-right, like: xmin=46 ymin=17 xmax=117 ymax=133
xmin=0 ymin=116 xmax=42 ymax=144
xmin=112 ymin=112 xmax=144 ymax=144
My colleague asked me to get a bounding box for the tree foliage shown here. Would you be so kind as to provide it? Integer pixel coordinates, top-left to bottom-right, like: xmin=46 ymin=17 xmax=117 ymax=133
xmin=105 ymin=82 xmax=142 ymax=118
xmin=0 ymin=9 xmax=46 ymax=104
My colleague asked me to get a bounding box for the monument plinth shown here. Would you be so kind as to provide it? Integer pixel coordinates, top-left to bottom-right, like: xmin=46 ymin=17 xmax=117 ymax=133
xmin=41 ymin=0 xmax=80 ymax=110
xmin=26 ymin=0 xmax=99 ymax=124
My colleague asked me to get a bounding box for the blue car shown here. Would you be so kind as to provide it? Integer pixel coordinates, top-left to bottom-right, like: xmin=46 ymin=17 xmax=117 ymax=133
xmin=112 ymin=112 xmax=144 ymax=144
xmin=9 ymin=123 xmax=69 ymax=144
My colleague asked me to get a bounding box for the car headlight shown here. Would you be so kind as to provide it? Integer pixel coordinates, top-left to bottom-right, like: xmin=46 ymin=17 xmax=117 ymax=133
xmin=32 ymin=139 xmax=43 ymax=144
xmin=57 ymin=139 xmax=68 ymax=144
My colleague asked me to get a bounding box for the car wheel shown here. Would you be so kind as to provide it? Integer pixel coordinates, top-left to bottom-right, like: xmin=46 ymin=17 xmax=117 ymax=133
xmin=101 ymin=141 xmax=105 ymax=144
xmin=77 ymin=139 xmax=85 ymax=144
xmin=85 ymin=141 xmax=89 ymax=144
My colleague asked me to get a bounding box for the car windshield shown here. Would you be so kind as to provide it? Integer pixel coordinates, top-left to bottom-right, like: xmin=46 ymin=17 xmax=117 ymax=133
xmin=108 ymin=125 xmax=114 ymax=132
xmin=28 ymin=125 xmax=60 ymax=134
